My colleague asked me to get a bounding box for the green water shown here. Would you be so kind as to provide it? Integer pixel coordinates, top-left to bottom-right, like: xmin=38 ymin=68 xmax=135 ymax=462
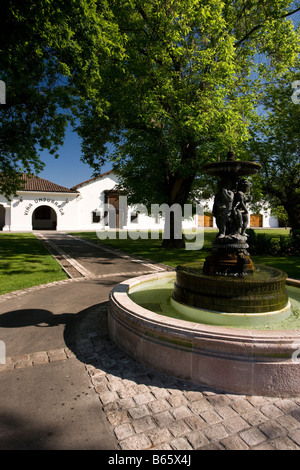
xmin=129 ymin=278 xmax=300 ymax=331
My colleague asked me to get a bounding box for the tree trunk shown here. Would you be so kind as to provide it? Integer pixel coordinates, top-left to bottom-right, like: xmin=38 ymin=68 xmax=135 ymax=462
xmin=285 ymin=203 xmax=300 ymax=231
xmin=162 ymin=210 xmax=185 ymax=249
xmin=161 ymin=170 xmax=196 ymax=249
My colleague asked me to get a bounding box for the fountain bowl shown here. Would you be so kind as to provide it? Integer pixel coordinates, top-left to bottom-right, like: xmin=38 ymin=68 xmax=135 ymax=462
xmin=108 ymin=271 xmax=300 ymax=397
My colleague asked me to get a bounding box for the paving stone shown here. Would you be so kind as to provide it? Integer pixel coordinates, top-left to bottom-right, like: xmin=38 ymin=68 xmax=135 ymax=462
xmin=128 ymin=405 xmax=149 ymax=420
xmin=150 ymin=387 xmax=170 ymax=400
xmin=270 ymin=436 xmax=300 ymax=450
xmin=12 ymin=354 xmax=32 ymax=369
xmin=133 ymin=392 xmax=155 ymax=406
xmin=243 ymin=409 xmax=268 ymax=426
xmin=221 ymin=435 xmax=249 ymax=450
xmin=153 ymin=410 xmax=175 ymax=427
xmin=224 ymin=415 xmax=249 ymax=434
xmin=186 ymin=430 xmax=210 ymax=449
xmin=132 ymin=416 xmax=156 ymax=434
xmin=184 ymin=415 xmax=207 ymax=431
xmin=147 ymin=427 xmax=172 ymax=446
xmin=200 ymin=409 xmax=222 ymax=425
xmin=277 ymin=414 xmax=300 ymax=431
xmin=183 ymin=390 xmax=203 ymax=402
xmin=231 ymin=399 xmax=254 ymax=415
xmin=240 ymin=427 xmax=267 ymax=447
xmin=216 ymin=405 xmax=238 ymax=420
xmin=260 ymin=403 xmax=284 ymax=419
xmin=119 ymin=434 xmax=152 ymax=450
xmin=118 ymin=397 xmax=135 ymax=411
xmin=114 ymin=422 xmax=135 ymax=440
xmin=203 ymin=423 xmax=229 ymax=442
xmin=168 ymin=420 xmax=191 ymax=438
xmin=170 ymin=437 xmax=193 ymax=450
xmin=99 ymin=390 xmax=119 ymax=405
xmin=167 ymin=394 xmax=188 ymax=408
xmin=107 ymin=410 xmax=130 ymax=427
xmin=151 ymin=442 xmax=173 ymax=450
xmin=188 ymin=398 xmax=213 ymax=414
xmin=259 ymin=420 xmax=286 ymax=439
xmin=275 ymin=399 xmax=300 ymax=414
xmin=148 ymin=399 xmax=170 ymax=414
xmin=47 ymin=349 xmax=67 ymax=362
xmin=30 ymin=351 xmax=49 ymax=365
xmin=171 ymin=405 xmax=193 ymax=420
xmin=288 ymin=428 xmax=300 ymax=446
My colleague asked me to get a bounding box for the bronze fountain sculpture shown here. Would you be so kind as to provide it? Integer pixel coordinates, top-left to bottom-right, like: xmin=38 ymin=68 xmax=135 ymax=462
xmin=172 ymin=149 xmax=288 ymax=315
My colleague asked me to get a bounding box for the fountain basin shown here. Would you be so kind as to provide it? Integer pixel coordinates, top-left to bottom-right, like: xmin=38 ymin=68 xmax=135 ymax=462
xmin=173 ymin=263 xmax=289 ymax=314
xmin=108 ymin=271 xmax=300 ymax=397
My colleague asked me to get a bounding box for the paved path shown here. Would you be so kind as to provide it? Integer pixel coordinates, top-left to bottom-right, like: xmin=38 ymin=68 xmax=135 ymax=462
xmin=1 ymin=232 xmax=300 ymax=451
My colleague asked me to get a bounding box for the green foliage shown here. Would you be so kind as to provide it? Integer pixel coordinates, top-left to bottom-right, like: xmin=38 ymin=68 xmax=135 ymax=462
xmin=0 ymin=0 xmax=124 ymax=197
xmin=1 ymin=0 xmax=300 ymax=224
xmin=77 ymin=0 xmax=300 ymax=212
xmin=246 ymin=60 xmax=300 ymax=230
xmin=246 ymin=228 xmax=299 ymax=255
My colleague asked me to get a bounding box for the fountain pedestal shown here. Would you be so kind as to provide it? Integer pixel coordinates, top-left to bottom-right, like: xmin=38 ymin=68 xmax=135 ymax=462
xmin=173 ymin=263 xmax=289 ymax=315
xmin=173 ymin=148 xmax=289 ymax=317
xmin=203 ymin=238 xmax=254 ymax=276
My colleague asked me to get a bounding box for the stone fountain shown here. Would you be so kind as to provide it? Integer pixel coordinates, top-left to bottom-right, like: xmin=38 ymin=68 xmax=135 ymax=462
xmin=108 ymin=150 xmax=300 ymax=397
xmin=172 ymin=149 xmax=289 ymax=322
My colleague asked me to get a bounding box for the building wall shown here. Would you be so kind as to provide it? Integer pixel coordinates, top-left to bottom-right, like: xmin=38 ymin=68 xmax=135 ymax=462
xmin=0 ymin=172 xmax=280 ymax=232
xmin=76 ymin=173 xmax=120 ymax=230
xmin=7 ymin=192 xmax=78 ymax=231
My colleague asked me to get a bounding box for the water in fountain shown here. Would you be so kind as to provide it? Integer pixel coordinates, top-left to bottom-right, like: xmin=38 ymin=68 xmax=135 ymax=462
xmin=129 ymin=149 xmax=298 ymax=330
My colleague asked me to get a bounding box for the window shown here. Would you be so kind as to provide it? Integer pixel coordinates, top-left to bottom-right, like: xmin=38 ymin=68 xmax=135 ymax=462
xmin=130 ymin=212 xmax=139 ymax=223
xmin=92 ymin=211 xmax=100 ymax=223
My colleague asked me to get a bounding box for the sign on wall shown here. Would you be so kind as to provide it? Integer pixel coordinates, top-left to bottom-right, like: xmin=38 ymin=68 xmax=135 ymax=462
xmin=24 ymin=197 xmax=66 ymax=216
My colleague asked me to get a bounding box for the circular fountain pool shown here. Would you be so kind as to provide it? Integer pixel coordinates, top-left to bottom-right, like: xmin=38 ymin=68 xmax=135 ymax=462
xmin=108 ymin=271 xmax=300 ymax=397
xmin=128 ymin=268 xmax=299 ymax=330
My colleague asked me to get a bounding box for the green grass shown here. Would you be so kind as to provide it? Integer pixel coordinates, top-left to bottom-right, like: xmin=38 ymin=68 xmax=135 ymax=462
xmin=71 ymin=228 xmax=300 ymax=279
xmin=0 ymin=233 xmax=68 ymax=295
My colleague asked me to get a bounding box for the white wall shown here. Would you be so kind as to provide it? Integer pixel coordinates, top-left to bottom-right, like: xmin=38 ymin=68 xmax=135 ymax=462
xmin=9 ymin=192 xmax=78 ymax=231
xmin=0 ymin=172 xmax=280 ymax=232
xmin=76 ymin=173 xmax=119 ymax=230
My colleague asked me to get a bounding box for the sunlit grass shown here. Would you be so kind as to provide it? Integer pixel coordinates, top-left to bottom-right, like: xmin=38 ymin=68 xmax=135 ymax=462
xmin=71 ymin=228 xmax=300 ymax=279
xmin=0 ymin=233 xmax=68 ymax=294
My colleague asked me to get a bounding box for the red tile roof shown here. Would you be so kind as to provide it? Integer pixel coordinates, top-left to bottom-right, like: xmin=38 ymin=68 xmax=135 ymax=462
xmin=19 ymin=174 xmax=78 ymax=193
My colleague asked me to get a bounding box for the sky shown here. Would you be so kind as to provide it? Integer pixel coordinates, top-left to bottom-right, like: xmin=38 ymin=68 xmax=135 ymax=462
xmin=39 ymin=126 xmax=113 ymax=189
xmin=38 ymin=6 xmax=300 ymax=190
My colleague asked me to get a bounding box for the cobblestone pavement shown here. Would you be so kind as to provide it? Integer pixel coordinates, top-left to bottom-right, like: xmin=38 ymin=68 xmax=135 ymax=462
xmin=2 ymin=232 xmax=300 ymax=451
xmin=3 ymin=304 xmax=300 ymax=451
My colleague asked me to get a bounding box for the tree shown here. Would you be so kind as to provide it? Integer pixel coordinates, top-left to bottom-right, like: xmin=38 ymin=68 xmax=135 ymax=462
xmin=0 ymin=0 xmax=124 ymax=197
xmin=246 ymin=65 xmax=300 ymax=231
xmin=77 ymin=0 xmax=300 ymax=247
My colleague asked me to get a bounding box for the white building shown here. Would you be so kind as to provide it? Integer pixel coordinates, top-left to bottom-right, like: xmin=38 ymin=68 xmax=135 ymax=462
xmin=0 ymin=170 xmax=279 ymax=232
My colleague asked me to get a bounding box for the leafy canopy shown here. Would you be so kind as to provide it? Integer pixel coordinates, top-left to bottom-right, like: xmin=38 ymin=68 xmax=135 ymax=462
xmin=77 ymin=0 xmax=300 ymax=208
xmin=0 ymin=0 xmax=124 ymax=196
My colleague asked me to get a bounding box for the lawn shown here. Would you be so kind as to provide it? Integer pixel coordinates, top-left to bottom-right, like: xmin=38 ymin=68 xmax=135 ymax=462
xmin=0 ymin=233 xmax=68 ymax=295
xmin=71 ymin=228 xmax=300 ymax=279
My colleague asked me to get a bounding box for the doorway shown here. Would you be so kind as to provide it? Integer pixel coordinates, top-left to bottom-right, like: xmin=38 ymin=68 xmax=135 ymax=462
xmin=0 ymin=205 xmax=5 ymax=230
xmin=32 ymin=205 xmax=57 ymax=230
xmin=104 ymin=190 xmax=126 ymax=229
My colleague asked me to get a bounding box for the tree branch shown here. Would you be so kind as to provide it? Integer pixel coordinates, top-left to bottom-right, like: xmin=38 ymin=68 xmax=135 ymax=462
xmin=234 ymin=6 xmax=300 ymax=48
